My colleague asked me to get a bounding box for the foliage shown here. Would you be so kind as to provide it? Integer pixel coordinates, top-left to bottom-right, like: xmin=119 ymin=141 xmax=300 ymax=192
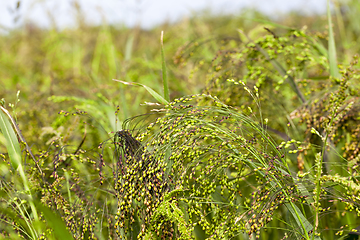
xmin=1 ymin=1 xmax=360 ymax=239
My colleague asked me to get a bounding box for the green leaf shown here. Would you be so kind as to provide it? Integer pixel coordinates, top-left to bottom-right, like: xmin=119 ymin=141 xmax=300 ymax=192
xmin=0 ymin=106 xmax=40 ymax=225
xmin=113 ymin=79 xmax=169 ymax=105
xmin=164 ymin=146 xmax=173 ymax=180
xmin=286 ymin=203 xmax=321 ymax=240
xmin=125 ymin=33 xmax=134 ymax=61
xmin=307 ymin=36 xmax=328 ymax=58
xmin=34 ymin=201 xmax=75 ymax=240
xmin=327 ymin=0 xmax=341 ymax=79
xmin=161 ymin=31 xmax=170 ymax=102
xmin=0 ymin=107 xmax=21 ymax=170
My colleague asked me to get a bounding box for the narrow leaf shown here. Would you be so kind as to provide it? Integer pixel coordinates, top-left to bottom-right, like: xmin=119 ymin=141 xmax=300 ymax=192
xmin=307 ymin=36 xmax=328 ymax=58
xmin=0 ymin=107 xmax=39 ymax=223
xmin=327 ymin=0 xmax=341 ymax=78
xmin=125 ymin=33 xmax=134 ymax=61
xmin=286 ymin=203 xmax=322 ymax=240
xmin=161 ymin=31 xmax=170 ymax=102
xmin=164 ymin=146 xmax=173 ymax=180
xmin=113 ymin=79 xmax=169 ymax=105
xmin=0 ymin=107 xmax=21 ymax=170
xmin=35 ymin=201 xmax=75 ymax=240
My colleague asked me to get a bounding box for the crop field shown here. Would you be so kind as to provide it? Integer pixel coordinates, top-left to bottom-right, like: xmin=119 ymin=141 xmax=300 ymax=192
xmin=0 ymin=0 xmax=360 ymax=239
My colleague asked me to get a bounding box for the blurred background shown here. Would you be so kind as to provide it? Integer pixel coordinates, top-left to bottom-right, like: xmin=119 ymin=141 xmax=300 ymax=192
xmin=1 ymin=0 xmax=327 ymax=32
xmin=1 ymin=0 xmax=359 ymax=148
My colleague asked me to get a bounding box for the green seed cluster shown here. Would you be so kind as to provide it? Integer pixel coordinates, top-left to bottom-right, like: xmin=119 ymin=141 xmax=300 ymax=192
xmin=113 ymin=130 xmax=170 ymax=238
xmin=129 ymin=95 xmax=306 ymax=238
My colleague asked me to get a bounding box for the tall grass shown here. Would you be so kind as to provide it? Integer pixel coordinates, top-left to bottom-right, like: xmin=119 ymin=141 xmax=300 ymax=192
xmin=0 ymin=1 xmax=360 ymax=239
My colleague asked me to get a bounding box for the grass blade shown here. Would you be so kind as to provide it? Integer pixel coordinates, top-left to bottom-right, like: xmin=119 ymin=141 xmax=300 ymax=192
xmin=125 ymin=33 xmax=134 ymax=61
xmin=0 ymin=107 xmax=21 ymax=170
xmin=113 ymin=79 xmax=169 ymax=105
xmin=286 ymin=203 xmax=321 ymax=240
xmin=161 ymin=31 xmax=170 ymax=102
xmin=0 ymin=106 xmax=39 ymax=236
xmin=327 ymin=0 xmax=341 ymax=78
xmin=34 ymin=201 xmax=75 ymax=240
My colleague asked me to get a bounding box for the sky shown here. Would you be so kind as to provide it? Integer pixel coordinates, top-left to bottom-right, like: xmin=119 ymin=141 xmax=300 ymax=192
xmin=0 ymin=0 xmax=328 ymax=31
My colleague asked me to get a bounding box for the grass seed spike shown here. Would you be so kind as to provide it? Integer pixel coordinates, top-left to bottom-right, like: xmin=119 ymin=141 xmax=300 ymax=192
xmin=113 ymin=130 xmax=171 ymax=239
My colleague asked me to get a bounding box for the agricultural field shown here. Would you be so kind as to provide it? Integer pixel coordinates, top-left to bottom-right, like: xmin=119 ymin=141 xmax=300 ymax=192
xmin=0 ymin=0 xmax=360 ymax=239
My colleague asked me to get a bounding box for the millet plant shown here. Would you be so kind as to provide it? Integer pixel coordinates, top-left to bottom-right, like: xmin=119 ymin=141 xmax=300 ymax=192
xmin=1 ymin=1 xmax=360 ymax=239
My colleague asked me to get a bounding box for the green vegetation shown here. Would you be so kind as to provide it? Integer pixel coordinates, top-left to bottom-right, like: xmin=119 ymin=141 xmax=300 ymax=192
xmin=1 ymin=1 xmax=360 ymax=239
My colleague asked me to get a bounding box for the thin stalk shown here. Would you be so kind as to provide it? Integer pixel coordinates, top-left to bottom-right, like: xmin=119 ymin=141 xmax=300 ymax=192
xmin=313 ymin=109 xmax=336 ymax=239
xmin=327 ymin=0 xmax=341 ymax=79
xmin=161 ymin=31 xmax=170 ymax=102
xmin=312 ymin=2 xmax=342 ymax=236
